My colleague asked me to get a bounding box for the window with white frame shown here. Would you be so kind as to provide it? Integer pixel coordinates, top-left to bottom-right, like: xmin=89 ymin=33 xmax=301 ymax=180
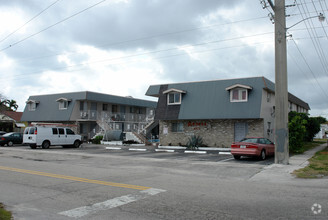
xmin=28 ymin=102 xmax=36 ymax=111
xmin=168 ymin=92 xmax=181 ymax=105
xmin=59 ymin=100 xmax=68 ymax=110
xmin=230 ymin=88 xmax=248 ymax=102
xmin=26 ymin=100 xmax=39 ymax=111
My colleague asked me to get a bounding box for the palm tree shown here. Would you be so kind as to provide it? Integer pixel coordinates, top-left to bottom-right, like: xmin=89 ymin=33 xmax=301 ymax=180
xmin=6 ymin=99 xmax=18 ymax=111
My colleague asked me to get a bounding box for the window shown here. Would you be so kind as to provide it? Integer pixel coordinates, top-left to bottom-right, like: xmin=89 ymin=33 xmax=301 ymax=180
xmin=29 ymin=127 xmax=36 ymax=134
xmin=66 ymin=128 xmax=75 ymax=135
xmin=230 ymin=89 xmax=248 ymax=102
xmin=52 ymin=128 xmax=58 ymax=135
xmin=168 ymin=93 xmax=181 ymax=105
xmin=172 ymin=122 xmax=183 ymax=132
xmin=80 ymin=101 xmax=84 ymax=111
xmin=28 ymin=102 xmax=36 ymax=111
xmin=59 ymin=101 xmax=68 ymax=110
xmin=58 ymin=128 xmax=65 ymax=135
xmin=267 ymin=92 xmax=271 ymax=102
xmin=103 ymin=104 xmax=108 ymax=111
xmin=112 ymin=105 xmax=118 ymax=113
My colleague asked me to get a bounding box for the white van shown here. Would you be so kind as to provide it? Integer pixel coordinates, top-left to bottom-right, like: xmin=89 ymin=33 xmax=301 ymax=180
xmin=23 ymin=126 xmax=82 ymax=149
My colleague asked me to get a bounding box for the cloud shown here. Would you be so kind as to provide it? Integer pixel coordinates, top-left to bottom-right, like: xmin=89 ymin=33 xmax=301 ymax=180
xmin=0 ymin=0 xmax=327 ymax=118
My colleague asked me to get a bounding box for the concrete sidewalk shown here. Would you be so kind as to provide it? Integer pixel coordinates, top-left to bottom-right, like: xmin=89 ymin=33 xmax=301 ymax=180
xmin=250 ymin=143 xmax=327 ymax=182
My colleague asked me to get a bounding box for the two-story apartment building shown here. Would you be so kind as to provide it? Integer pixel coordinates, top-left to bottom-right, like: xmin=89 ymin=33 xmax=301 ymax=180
xmin=21 ymin=91 xmax=157 ymax=141
xmin=146 ymin=76 xmax=310 ymax=148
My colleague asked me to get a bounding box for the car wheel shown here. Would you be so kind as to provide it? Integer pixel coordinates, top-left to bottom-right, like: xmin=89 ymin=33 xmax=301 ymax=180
xmin=260 ymin=150 xmax=266 ymax=160
xmin=233 ymin=155 xmax=241 ymax=160
xmin=7 ymin=141 xmax=13 ymax=147
xmin=42 ymin=141 xmax=50 ymax=149
xmin=30 ymin=144 xmax=37 ymax=149
xmin=73 ymin=140 xmax=80 ymax=148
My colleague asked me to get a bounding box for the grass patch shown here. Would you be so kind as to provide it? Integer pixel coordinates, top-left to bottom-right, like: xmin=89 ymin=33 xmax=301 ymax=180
xmin=293 ymin=146 xmax=328 ymax=178
xmin=0 ymin=203 xmax=12 ymax=220
xmin=290 ymin=140 xmax=326 ymax=154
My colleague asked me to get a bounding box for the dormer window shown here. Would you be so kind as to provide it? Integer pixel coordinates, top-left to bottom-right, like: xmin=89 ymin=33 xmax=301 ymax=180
xmin=163 ymin=88 xmax=186 ymax=105
xmin=226 ymin=84 xmax=252 ymax=103
xmin=26 ymin=100 xmax=39 ymax=111
xmin=168 ymin=93 xmax=181 ymax=104
xmin=56 ymin=98 xmax=71 ymax=110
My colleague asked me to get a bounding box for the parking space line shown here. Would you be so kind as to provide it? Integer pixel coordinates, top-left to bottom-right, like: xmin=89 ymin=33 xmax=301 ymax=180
xmin=129 ymin=148 xmax=147 ymax=151
xmin=105 ymin=147 xmax=122 ymax=150
xmin=219 ymin=152 xmax=232 ymax=155
xmin=220 ymin=158 xmax=234 ymax=162
xmin=58 ymin=188 xmax=166 ymax=218
xmin=155 ymin=149 xmax=175 ymax=153
xmin=0 ymin=165 xmax=150 ymax=191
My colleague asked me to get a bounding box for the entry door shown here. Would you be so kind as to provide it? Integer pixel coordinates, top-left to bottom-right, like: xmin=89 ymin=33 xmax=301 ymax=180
xmin=234 ymin=122 xmax=247 ymax=142
xmin=58 ymin=128 xmax=67 ymax=145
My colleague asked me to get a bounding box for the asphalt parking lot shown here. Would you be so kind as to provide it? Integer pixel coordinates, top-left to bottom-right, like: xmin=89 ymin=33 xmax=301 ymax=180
xmin=0 ymin=143 xmax=275 ymax=165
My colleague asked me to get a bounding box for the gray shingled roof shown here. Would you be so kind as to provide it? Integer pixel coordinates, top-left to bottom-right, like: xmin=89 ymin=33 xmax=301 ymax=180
xmin=145 ymin=76 xmax=310 ymax=120
xmin=21 ymin=91 xmax=157 ymax=122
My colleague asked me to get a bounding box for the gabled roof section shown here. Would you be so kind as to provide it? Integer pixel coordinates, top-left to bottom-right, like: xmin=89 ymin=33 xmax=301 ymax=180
xmin=56 ymin=97 xmax=72 ymax=102
xmin=163 ymin=88 xmax=187 ymax=94
xmin=26 ymin=99 xmax=40 ymax=104
xmin=21 ymin=91 xmax=157 ymax=122
xmin=146 ymin=76 xmax=310 ymax=120
xmin=2 ymin=111 xmax=23 ymax=122
xmin=225 ymin=84 xmax=252 ymax=91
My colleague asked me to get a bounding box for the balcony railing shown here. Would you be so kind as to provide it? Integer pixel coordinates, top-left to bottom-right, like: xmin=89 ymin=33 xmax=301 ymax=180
xmin=79 ymin=111 xmax=154 ymax=123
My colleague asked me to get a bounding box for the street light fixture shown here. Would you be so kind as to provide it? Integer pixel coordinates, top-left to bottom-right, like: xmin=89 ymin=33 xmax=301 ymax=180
xmin=287 ymin=13 xmax=326 ymax=30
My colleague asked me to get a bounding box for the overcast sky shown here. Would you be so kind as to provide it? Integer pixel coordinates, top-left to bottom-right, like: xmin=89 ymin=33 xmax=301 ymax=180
xmin=0 ymin=0 xmax=327 ymax=116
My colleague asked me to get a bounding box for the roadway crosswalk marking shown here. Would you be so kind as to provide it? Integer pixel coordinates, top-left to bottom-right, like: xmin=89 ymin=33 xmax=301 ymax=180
xmin=58 ymin=188 xmax=166 ymax=218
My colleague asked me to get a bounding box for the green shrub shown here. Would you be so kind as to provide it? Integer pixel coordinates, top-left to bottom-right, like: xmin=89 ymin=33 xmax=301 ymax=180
xmin=92 ymin=135 xmax=103 ymax=144
xmin=288 ymin=114 xmax=306 ymax=153
xmin=186 ymin=135 xmax=203 ymax=150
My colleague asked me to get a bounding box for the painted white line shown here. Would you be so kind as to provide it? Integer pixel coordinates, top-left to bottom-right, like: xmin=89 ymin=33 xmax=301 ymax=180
xmin=155 ymin=149 xmax=175 ymax=153
xmin=198 ymin=147 xmax=231 ymax=151
xmin=59 ymin=188 xmax=166 ymax=218
xmin=158 ymin=146 xmax=186 ymax=150
xmin=129 ymin=148 xmax=147 ymax=151
xmin=220 ymin=158 xmax=235 ymax=162
xmin=219 ymin=152 xmax=232 ymax=155
xmin=105 ymin=147 xmax=122 ymax=150
xmin=184 ymin=150 xmax=207 ymax=154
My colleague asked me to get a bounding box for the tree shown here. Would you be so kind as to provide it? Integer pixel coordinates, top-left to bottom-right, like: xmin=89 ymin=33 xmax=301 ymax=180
xmin=288 ymin=113 xmax=307 ymax=152
xmin=0 ymin=97 xmax=18 ymax=112
xmin=313 ymin=116 xmax=327 ymax=125
xmin=288 ymin=111 xmax=322 ymax=151
xmin=6 ymin=99 xmax=18 ymax=111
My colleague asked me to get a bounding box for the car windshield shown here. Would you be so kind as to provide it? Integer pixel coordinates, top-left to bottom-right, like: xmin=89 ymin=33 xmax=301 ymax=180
xmin=3 ymin=133 xmax=13 ymax=137
xmin=240 ymin=138 xmax=258 ymax=143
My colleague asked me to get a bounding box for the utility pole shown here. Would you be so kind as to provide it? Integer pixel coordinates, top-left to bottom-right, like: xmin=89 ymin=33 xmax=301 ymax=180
xmin=268 ymin=0 xmax=289 ymax=164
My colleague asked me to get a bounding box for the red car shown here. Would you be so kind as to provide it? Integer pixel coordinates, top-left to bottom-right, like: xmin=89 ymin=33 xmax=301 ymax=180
xmin=231 ymin=137 xmax=275 ymax=160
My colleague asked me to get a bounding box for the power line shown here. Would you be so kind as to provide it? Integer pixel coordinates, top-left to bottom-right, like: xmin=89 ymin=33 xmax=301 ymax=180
xmin=0 ymin=0 xmax=61 ymax=44
xmin=7 ymin=16 xmax=269 ymax=65
xmin=291 ymin=38 xmax=328 ymax=98
xmin=0 ymin=40 xmax=273 ymax=81
xmin=295 ymin=0 xmax=328 ymax=76
xmin=0 ymin=0 xmax=107 ymax=52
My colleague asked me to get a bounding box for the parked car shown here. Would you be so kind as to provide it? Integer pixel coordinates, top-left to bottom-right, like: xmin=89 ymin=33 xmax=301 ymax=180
xmin=231 ymin=137 xmax=274 ymax=160
xmin=0 ymin=131 xmax=6 ymax=136
xmin=23 ymin=126 xmax=82 ymax=149
xmin=0 ymin=132 xmax=23 ymax=146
